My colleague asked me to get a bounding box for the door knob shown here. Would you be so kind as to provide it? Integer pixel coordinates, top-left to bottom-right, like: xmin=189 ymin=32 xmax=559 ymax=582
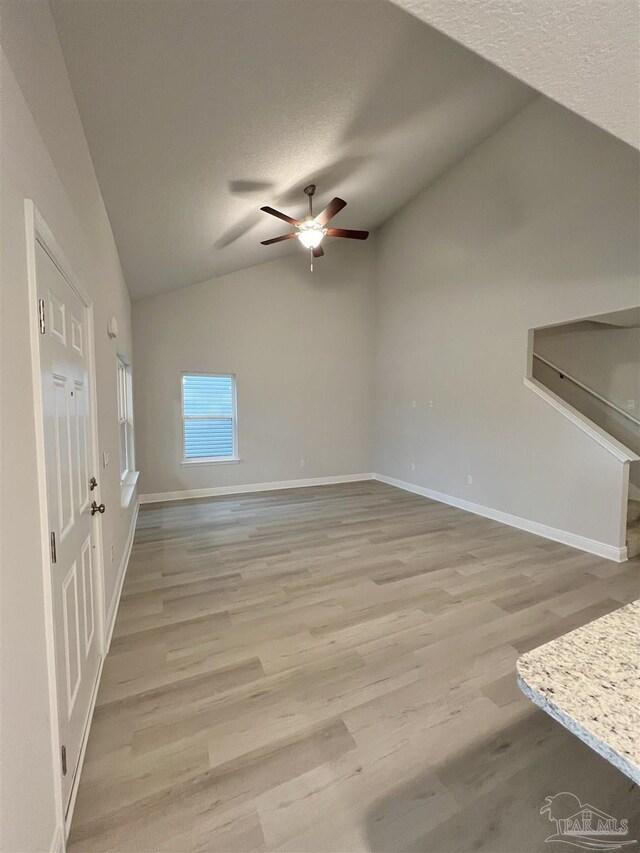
xmin=91 ymin=501 xmax=106 ymax=516
xmin=89 ymin=477 xmax=98 ymax=491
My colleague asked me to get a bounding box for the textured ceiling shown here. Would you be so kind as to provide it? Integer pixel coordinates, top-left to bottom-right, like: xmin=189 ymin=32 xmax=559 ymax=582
xmin=390 ymin=0 xmax=640 ymax=149
xmin=51 ymin=0 xmax=533 ymax=298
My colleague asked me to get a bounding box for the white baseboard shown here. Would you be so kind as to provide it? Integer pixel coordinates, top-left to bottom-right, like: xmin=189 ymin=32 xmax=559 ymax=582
xmin=50 ymin=824 xmax=64 ymax=853
xmin=105 ymin=500 xmax=139 ymax=649
xmin=374 ymin=473 xmax=628 ymax=563
xmin=139 ymin=473 xmax=375 ymax=504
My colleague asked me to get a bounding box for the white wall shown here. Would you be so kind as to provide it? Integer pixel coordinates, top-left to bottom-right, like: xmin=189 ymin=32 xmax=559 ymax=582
xmin=0 ymin=3 xmax=135 ymax=849
xmin=374 ymin=96 xmax=639 ymax=551
xmin=133 ymin=239 xmax=375 ymax=498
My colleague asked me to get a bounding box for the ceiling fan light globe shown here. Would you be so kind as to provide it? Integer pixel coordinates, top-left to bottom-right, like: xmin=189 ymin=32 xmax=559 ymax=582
xmin=297 ymin=229 xmax=324 ymax=249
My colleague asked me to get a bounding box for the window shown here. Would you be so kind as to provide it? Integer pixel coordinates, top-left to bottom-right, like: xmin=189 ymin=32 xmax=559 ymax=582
xmin=181 ymin=374 xmax=238 ymax=463
xmin=117 ymin=357 xmax=135 ymax=482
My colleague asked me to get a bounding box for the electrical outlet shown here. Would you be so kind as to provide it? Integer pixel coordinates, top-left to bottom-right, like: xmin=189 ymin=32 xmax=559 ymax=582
xmin=466 ymin=474 xmax=473 ymax=485
xmin=300 ymin=459 xmax=306 ymax=468
xmin=102 ymin=450 xmax=109 ymax=468
xmin=110 ymin=544 xmax=115 ymax=563
xmin=411 ymin=400 xmax=417 ymax=409
xmin=410 ymin=462 xmax=416 ymax=472
xmin=428 ymin=400 xmax=433 ymax=408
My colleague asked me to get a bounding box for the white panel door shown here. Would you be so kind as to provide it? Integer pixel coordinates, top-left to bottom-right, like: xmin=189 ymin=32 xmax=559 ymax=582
xmin=37 ymin=241 xmax=101 ymax=812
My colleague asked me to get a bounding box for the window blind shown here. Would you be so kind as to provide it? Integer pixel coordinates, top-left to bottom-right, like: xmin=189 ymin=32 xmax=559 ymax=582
xmin=182 ymin=374 xmax=236 ymax=460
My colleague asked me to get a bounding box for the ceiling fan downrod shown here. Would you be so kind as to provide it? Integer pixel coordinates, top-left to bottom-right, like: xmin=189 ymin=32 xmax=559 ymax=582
xmin=304 ymin=185 xmax=316 ymax=271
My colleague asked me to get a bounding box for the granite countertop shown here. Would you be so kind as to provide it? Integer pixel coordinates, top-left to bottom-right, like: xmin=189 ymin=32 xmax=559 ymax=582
xmin=517 ymin=599 xmax=639 ymax=784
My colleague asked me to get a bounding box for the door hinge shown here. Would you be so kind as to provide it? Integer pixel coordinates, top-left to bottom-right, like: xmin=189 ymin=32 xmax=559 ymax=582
xmin=50 ymin=531 xmax=57 ymax=564
xmin=38 ymin=299 xmax=46 ymax=334
xmin=61 ymin=745 xmax=67 ymax=776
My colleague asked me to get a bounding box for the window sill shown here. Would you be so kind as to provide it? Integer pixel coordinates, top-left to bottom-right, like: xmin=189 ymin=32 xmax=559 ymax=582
xmin=180 ymin=457 xmax=242 ymax=467
xmin=120 ymin=470 xmax=140 ymax=508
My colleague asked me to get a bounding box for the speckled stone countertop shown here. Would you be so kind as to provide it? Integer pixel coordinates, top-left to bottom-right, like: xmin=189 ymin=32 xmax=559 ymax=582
xmin=517 ymin=599 xmax=639 ymax=784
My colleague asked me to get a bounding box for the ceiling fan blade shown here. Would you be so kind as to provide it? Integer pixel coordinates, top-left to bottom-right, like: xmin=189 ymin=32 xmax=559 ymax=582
xmin=260 ymin=206 xmax=300 ymax=227
xmin=312 ymin=245 xmax=325 ymax=258
xmin=314 ymin=197 xmax=347 ymax=227
xmin=326 ymin=228 xmax=369 ymax=240
xmin=260 ymin=233 xmax=297 ymax=245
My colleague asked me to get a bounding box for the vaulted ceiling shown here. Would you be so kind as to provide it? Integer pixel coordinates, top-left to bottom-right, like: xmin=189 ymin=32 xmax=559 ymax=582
xmin=389 ymin=0 xmax=640 ymax=150
xmin=52 ymin=0 xmax=533 ymax=298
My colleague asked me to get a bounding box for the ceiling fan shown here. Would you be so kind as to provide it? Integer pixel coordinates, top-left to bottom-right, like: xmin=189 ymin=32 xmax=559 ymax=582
xmin=260 ymin=184 xmax=369 ymax=270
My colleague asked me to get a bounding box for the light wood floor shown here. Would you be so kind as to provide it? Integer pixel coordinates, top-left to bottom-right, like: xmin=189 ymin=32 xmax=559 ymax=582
xmin=69 ymin=481 xmax=639 ymax=852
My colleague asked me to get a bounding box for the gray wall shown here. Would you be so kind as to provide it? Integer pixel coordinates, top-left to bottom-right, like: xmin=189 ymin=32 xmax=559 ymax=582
xmin=534 ymin=324 xmax=640 ymax=414
xmin=533 ymin=324 xmax=640 ymax=497
xmin=1 ymin=4 xmax=135 ymax=849
xmin=133 ymin=239 xmax=375 ymax=496
xmin=374 ymin=96 xmax=639 ymax=548
xmin=133 ymin=93 xmax=639 ymax=551
xmin=533 ymin=360 xmax=640 ymax=500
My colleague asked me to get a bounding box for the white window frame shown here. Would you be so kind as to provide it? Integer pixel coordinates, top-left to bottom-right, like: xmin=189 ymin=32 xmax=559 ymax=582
xmin=117 ymin=356 xmax=138 ymax=504
xmin=180 ymin=372 xmax=240 ymax=465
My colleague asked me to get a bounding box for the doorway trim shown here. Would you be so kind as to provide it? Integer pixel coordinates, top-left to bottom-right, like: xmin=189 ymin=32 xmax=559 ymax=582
xmin=24 ymin=200 xmax=107 ymax=846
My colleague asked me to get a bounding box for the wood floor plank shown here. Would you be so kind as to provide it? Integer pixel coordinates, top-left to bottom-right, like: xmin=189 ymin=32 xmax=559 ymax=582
xmin=68 ymin=481 xmax=639 ymax=852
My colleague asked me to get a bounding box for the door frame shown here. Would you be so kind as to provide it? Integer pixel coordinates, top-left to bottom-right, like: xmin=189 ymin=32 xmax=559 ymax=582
xmin=24 ymin=200 xmax=107 ymax=843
